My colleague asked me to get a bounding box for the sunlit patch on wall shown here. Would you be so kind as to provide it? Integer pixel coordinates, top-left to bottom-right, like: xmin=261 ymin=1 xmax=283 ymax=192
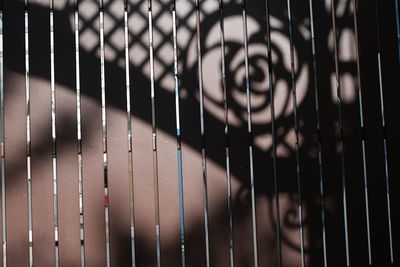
xmin=330 ymin=73 xmax=356 ymax=104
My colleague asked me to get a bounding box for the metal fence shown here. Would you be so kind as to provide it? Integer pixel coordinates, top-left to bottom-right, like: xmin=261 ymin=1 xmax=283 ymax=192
xmin=0 ymin=0 xmax=399 ymax=266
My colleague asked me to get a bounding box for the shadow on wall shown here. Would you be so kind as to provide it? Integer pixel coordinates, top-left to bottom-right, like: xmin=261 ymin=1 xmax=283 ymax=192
xmin=2 ymin=0 xmax=400 ymax=266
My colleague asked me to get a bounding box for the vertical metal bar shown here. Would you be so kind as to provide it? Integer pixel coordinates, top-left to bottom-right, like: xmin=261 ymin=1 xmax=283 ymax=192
xmin=307 ymin=0 xmax=328 ymax=265
xmin=147 ymin=1 xmax=162 ymax=266
xmin=241 ymin=2 xmax=258 ymax=266
xmin=99 ymin=0 xmax=111 ymax=265
xmin=170 ymin=2 xmax=186 ymax=266
xmin=263 ymin=2 xmax=282 ymax=266
xmin=194 ymin=1 xmax=211 ymax=266
xmin=217 ymin=1 xmax=234 ymax=266
xmin=330 ymin=1 xmax=350 ymax=265
xmin=285 ymin=0 xmax=305 ymax=266
xmin=24 ymin=1 xmax=34 ymax=266
xmin=49 ymin=1 xmax=60 ymax=265
xmin=123 ymin=0 xmax=136 ymax=266
xmin=394 ymin=0 xmax=400 ymax=62
xmin=0 ymin=2 xmax=6 ymax=266
xmin=74 ymin=0 xmax=86 ymax=265
xmin=350 ymin=0 xmax=372 ymax=265
xmin=286 ymin=0 xmax=305 ymax=267
xmin=373 ymin=0 xmax=394 ymax=262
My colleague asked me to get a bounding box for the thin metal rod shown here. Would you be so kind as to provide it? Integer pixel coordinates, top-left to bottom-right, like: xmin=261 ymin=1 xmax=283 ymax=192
xmin=373 ymin=0 xmax=394 ymax=262
xmin=330 ymin=1 xmax=350 ymax=265
xmin=285 ymin=1 xmax=305 ymax=266
xmin=263 ymin=1 xmax=282 ymax=265
xmin=99 ymin=1 xmax=111 ymax=265
xmin=217 ymin=1 xmax=234 ymax=266
xmin=241 ymin=1 xmax=258 ymax=266
xmin=0 ymin=3 xmax=7 ymax=266
xmin=350 ymin=1 xmax=372 ymax=265
xmin=171 ymin=2 xmax=186 ymax=266
xmin=24 ymin=1 xmax=34 ymax=266
xmin=147 ymin=1 xmax=162 ymax=266
xmin=74 ymin=0 xmax=86 ymax=266
xmin=123 ymin=0 xmax=136 ymax=266
xmin=307 ymin=0 xmax=327 ymax=265
xmin=49 ymin=1 xmax=60 ymax=265
xmin=394 ymin=0 xmax=400 ymax=62
xmin=194 ymin=1 xmax=211 ymax=266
